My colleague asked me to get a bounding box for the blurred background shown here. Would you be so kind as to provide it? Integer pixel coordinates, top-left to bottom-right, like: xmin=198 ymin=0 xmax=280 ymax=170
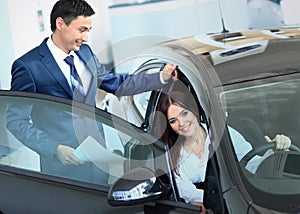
xmin=1 ymin=0 xmax=300 ymax=89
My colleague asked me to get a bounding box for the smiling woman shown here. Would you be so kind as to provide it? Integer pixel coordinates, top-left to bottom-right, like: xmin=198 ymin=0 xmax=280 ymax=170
xmin=156 ymin=90 xmax=209 ymax=213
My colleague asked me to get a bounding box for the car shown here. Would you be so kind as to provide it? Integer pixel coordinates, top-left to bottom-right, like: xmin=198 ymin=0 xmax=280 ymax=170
xmin=105 ymin=27 xmax=300 ymax=213
xmin=1 ymin=27 xmax=300 ymax=214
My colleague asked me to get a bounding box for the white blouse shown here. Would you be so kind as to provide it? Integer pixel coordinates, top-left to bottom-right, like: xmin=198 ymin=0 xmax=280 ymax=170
xmin=174 ymin=124 xmax=210 ymax=203
xmin=174 ymin=125 xmax=271 ymax=203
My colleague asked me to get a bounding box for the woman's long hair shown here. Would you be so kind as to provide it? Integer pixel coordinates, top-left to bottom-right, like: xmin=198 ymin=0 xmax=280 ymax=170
xmin=157 ymin=90 xmax=200 ymax=173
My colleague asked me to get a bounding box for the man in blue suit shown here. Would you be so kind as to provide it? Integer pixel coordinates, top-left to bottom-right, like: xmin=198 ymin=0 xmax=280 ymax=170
xmin=6 ymin=0 xmax=177 ymax=183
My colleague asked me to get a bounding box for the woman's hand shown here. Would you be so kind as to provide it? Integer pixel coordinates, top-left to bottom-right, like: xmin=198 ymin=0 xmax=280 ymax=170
xmin=265 ymin=134 xmax=291 ymax=150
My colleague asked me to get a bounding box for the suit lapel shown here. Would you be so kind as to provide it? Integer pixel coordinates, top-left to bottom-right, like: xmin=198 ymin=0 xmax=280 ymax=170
xmin=39 ymin=38 xmax=73 ymax=97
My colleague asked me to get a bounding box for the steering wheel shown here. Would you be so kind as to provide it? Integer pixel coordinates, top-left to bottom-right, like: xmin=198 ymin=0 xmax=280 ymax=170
xmin=240 ymin=142 xmax=300 ymax=168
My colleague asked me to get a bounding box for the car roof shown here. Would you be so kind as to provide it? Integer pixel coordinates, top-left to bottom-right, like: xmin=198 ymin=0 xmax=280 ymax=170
xmin=155 ymin=27 xmax=300 ymax=87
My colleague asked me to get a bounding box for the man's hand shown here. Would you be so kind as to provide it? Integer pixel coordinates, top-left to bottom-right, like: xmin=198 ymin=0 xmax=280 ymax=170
xmin=265 ymin=134 xmax=291 ymax=150
xmin=191 ymin=202 xmax=206 ymax=214
xmin=55 ymin=144 xmax=85 ymax=165
xmin=162 ymin=64 xmax=178 ymax=82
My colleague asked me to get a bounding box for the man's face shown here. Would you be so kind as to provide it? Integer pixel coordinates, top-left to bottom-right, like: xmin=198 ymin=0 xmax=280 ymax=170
xmin=57 ymin=15 xmax=92 ymax=53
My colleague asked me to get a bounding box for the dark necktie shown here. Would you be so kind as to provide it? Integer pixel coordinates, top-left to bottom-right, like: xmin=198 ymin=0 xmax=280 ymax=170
xmin=64 ymin=55 xmax=86 ymax=102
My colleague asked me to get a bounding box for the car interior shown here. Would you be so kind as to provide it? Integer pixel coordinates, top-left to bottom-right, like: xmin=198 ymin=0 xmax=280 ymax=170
xmin=221 ymin=72 xmax=300 ymax=211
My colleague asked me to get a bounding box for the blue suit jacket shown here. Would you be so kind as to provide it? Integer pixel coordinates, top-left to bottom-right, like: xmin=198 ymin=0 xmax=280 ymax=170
xmin=6 ymin=38 xmax=164 ymax=183
xmin=10 ymin=38 xmax=163 ymax=105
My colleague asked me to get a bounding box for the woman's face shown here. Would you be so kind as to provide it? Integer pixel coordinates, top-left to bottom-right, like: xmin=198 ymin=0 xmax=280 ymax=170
xmin=167 ymin=104 xmax=199 ymax=138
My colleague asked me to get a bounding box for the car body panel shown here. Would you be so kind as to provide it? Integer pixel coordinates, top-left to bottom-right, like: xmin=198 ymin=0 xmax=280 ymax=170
xmin=0 ymin=169 xmax=143 ymax=214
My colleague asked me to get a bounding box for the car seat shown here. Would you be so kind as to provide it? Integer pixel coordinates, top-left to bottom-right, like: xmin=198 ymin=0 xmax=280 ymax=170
xmin=227 ymin=116 xmax=266 ymax=155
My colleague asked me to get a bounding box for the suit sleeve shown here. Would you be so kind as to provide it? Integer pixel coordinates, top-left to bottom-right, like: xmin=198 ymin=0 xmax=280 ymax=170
xmin=89 ymin=50 xmax=164 ymax=96
xmin=7 ymin=59 xmax=60 ymax=158
xmin=100 ymin=72 xmax=164 ymax=97
xmin=6 ymin=103 xmax=59 ymax=158
xmin=11 ymin=59 xmax=37 ymax=92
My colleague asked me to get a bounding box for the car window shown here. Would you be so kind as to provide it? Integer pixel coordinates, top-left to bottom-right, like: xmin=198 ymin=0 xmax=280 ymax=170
xmin=132 ymin=91 xmax=151 ymax=119
xmin=220 ymin=73 xmax=300 ymax=205
xmin=108 ymin=58 xmax=164 ymax=127
xmin=0 ymin=91 xmax=166 ymax=189
xmin=131 ymin=66 xmax=164 ymax=120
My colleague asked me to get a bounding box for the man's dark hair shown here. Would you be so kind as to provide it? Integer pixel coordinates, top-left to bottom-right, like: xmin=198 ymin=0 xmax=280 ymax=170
xmin=50 ymin=0 xmax=95 ymax=32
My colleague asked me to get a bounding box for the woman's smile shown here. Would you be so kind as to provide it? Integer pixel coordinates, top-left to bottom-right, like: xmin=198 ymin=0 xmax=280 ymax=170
xmin=167 ymin=104 xmax=198 ymax=138
xmin=179 ymin=122 xmax=192 ymax=132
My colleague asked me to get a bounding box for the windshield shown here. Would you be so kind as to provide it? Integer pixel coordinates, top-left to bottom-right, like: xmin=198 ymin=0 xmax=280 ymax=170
xmin=220 ymin=72 xmax=300 ymax=209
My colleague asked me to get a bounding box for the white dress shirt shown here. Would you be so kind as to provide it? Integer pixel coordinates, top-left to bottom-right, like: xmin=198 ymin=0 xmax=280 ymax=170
xmin=46 ymin=38 xmax=91 ymax=94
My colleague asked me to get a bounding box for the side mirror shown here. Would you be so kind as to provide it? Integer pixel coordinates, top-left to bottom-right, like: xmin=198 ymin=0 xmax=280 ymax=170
xmin=107 ymin=167 xmax=170 ymax=206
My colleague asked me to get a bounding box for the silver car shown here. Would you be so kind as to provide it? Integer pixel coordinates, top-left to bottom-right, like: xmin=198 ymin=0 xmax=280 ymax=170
xmin=106 ymin=27 xmax=300 ymax=213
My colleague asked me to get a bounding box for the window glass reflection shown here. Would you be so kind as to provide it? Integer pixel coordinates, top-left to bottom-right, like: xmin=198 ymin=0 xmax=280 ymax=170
xmin=1 ymin=94 xmax=157 ymax=188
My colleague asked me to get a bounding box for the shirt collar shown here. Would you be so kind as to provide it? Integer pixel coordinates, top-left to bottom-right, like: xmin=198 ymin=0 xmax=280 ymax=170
xmin=47 ymin=36 xmax=75 ymax=62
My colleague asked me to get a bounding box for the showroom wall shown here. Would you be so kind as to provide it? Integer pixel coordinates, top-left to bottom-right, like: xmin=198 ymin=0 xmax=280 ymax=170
xmin=0 ymin=0 xmax=14 ymax=89
xmin=1 ymin=0 xmax=298 ymax=89
xmin=108 ymin=0 xmax=248 ymax=66
xmin=1 ymin=0 xmax=55 ymax=89
xmin=0 ymin=0 xmax=112 ymax=89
